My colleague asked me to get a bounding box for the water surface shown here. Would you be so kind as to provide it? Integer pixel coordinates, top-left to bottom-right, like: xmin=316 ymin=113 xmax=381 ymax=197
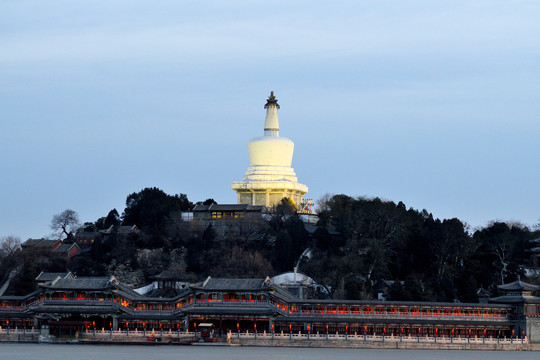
xmin=0 ymin=343 xmax=537 ymax=360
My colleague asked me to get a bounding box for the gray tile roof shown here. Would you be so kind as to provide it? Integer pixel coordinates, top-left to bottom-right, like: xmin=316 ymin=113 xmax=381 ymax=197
xmin=497 ymin=277 xmax=539 ymax=291
xmin=99 ymin=225 xmax=138 ymax=234
xmin=131 ymin=288 xmax=193 ymax=302
xmin=271 ymin=284 xmax=302 ymax=302
xmin=191 ymin=277 xmax=271 ymax=291
xmin=489 ymin=295 xmax=540 ymax=304
xmin=45 ymin=276 xmax=117 ymax=290
xmin=476 ymin=287 xmax=491 ymax=297
xmin=193 ymin=204 xmax=267 ymax=212
xmin=153 ymin=270 xmax=191 ymax=280
xmin=22 ymin=238 xmax=44 ymax=247
xmin=22 ymin=238 xmax=62 ymax=248
xmin=182 ymin=306 xmax=275 ymax=316
xmin=36 ymin=272 xmax=73 ymax=282
xmin=193 ymin=205 xmax=211 ymax=212
xmin=52 ymin=243 xmax=79 ymax=253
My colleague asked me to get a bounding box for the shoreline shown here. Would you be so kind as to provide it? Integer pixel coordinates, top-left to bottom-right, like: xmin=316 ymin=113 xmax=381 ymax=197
xmin=229 ymin=338 xmax=540 ymax=351
xmin=1 ymin=333 xmax=539 ymax=351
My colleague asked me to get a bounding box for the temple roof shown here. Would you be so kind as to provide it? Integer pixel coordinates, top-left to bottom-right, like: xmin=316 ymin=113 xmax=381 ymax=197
xmin=476 ymin=287 xmax=491 ymax=297
xmin=193 ymin=204 xmax=267 ymax=212
xmin=22 ymin=238 xmax=62 ymax=248
xmin=270 ymin=284 xmax=302 ymax=302
xmin=183 ymin=306 xmax=275 ymax=316
xmin=153 ymin=270 xmax=191 ymax=281
xmin=497 ymin=277 xmax=539 ymax=291
xmin=52 ymin=243 xmax=80 ymax=253
xmin=100 ymin=225 xmax=139 ymax=234
xmin=44 ymin=276 xmax=118 ymax=290
xmin=191 ymin=277 xmax=272 ymax=291
xmin=489 ymin=295 xmax=540 ymax=304
xmin=35 ymin=272 xmax=73 ymax=282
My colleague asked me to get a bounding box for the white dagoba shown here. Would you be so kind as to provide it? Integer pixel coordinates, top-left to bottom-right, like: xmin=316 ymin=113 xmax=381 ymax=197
xmin=232 ymin=92 xmax=308 ymax=208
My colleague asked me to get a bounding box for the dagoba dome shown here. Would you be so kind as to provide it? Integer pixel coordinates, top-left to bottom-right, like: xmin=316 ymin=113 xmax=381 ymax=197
xmin=232 ymin=92 xmax=308 ymax=208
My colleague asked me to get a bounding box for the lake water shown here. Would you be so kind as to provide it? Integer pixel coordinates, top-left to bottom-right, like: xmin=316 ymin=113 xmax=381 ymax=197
xmin=0 ymin=344 xmax=537 ymax=360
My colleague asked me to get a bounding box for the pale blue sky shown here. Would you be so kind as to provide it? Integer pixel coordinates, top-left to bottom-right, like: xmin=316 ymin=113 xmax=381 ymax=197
xmin=1 ymin=1 xmax=539 ymax=240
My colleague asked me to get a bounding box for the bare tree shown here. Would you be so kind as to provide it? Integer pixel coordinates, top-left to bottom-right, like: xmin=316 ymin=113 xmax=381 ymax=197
xmin=50 ymin=209 xmax=81 ymax=240
xmin=0 ymin=236 xmax=21 ymax=257
xmin=316 ymin=193 xmax=334 ymax=213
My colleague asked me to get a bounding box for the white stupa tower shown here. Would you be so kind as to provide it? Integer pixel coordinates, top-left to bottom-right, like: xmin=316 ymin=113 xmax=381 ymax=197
xmin=232 ymin=91 xmax=308 ymax=208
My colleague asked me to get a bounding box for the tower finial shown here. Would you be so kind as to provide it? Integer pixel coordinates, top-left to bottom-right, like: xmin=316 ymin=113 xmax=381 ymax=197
xmin=264 ymin=91 xmax=280 ymax=109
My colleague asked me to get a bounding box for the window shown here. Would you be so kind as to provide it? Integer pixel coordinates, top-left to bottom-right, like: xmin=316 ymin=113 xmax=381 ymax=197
xmin=326 ymin=306 xmax=336 ymax=314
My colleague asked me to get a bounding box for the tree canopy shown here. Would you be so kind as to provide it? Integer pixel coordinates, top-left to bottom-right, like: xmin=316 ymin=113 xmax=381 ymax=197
xmin=1 ymin=189 xmax=538 ymax=300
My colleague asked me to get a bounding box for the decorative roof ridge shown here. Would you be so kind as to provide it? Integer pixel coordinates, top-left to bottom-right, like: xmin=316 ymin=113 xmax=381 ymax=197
xmin=263 ymin=276 xmax=272 ymax=287
xmin=497 ymin=276 xmax=539 ymax=291
xmin=107 ymin=275 xmax=118 ymax=287
xmin=50 ymin=276 xmax=62 ymax=286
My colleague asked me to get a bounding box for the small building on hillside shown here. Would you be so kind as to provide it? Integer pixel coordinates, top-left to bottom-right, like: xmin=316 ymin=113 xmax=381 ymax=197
xmin=21 ymin=238 xmax=81 ymax=262
xmin=193 ymin=204 xmax=268 ymax=221
xmin=75 ymin=231 xmax=102 ymax=248
xmin=99 ymin=224 xmax=139 ymax=235
xmin=51 ymin=243 xmax=82 ymax=262
xmin=22 ymin=238 xmax=63 ymax=250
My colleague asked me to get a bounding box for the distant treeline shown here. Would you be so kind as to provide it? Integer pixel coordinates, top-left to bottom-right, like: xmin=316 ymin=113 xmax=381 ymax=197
xmin=1 ymin=188 xmax=538 ymax=301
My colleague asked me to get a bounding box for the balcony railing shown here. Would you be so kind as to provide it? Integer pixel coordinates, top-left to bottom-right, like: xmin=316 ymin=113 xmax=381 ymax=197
xmin=230 ymin=331 xmax=527 ymax=345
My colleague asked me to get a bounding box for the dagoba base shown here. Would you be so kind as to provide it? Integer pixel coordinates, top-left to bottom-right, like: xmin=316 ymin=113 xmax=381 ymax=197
xmin=232 ymin=180 xmax=308 ymax=208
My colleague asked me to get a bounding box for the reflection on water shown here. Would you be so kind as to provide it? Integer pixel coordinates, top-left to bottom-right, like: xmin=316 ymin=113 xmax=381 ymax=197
xmin=0 ymin=344 xmax=538 ymax=360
